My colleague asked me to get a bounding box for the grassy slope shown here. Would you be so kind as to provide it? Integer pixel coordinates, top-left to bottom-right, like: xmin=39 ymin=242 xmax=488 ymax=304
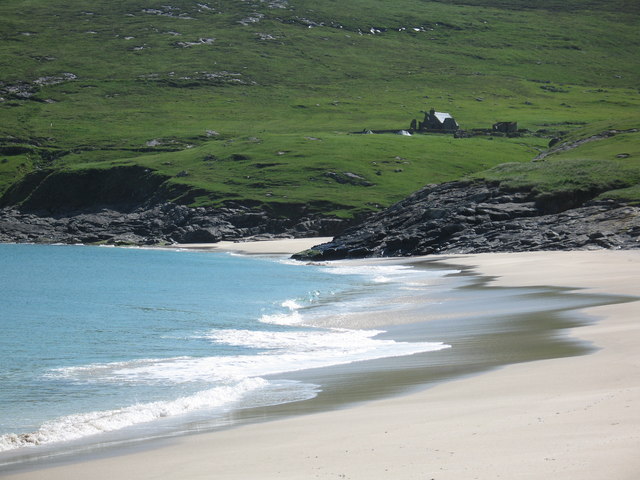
xmin=0 ymin=0 xmax=638 ymax=216
xmin=475 ymin=128 xmax=640 ymax=204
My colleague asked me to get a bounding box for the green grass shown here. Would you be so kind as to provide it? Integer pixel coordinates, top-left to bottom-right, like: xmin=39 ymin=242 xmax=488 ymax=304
xmin=474 ymin=129 xmax=640 ymax=202
xmin=1 ymin=0 xmax=639 ymax=216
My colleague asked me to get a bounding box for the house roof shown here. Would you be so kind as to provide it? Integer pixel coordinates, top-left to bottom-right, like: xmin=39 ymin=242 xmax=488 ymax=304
xmin=434 ymin=111 xmax=454 ymax=123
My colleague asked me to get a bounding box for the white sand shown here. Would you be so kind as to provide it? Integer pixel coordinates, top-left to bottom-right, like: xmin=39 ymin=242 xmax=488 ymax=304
xmin=4 ymin=247 xmax=640 ymax=480
xmin=171 ymin=237 xmax=333 ymax=255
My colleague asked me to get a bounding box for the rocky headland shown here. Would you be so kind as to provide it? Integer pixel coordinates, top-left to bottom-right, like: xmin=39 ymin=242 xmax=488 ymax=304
xmin=1 ymin=176 xmax=638 ymax=254
xmin=293 ymin=180 xmax=640 ymax=260
xmin=0 ymin=202 xmax=348 ymax=245
xmin=0 ymin=164 xmax=352 ymax=245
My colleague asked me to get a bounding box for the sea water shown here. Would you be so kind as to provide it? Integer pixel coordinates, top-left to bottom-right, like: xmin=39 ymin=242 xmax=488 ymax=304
xmin=0 ymin=244 xmax=453 ymax=461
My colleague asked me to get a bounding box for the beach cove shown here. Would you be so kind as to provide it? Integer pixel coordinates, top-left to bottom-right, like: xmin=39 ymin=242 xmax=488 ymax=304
xmin=2 ymin=241 xmax=639 ymax=479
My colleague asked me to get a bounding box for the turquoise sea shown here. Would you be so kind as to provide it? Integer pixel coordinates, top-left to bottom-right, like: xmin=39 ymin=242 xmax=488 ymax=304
xmin=0 ymin=244 xmax=454 ymax=464
xmin=1 ymin=243 xmax=620 ymax=470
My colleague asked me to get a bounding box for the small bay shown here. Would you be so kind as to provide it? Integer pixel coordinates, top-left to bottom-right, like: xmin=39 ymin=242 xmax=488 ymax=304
xmin=0 ymin=244 xmax=622 ymax=470
xmin=0 ymin=244 xmax=450 ymax=460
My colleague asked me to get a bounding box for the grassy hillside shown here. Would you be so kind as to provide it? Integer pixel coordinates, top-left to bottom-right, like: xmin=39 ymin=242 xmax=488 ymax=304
xmin=1 ymin=0 xmax=638 ymax=216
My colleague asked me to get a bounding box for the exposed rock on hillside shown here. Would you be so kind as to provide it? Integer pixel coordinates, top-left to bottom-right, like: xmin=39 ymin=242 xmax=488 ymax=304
xmin=2 ymin=167 xmax=638 ymax=253
xmin=0 ymin=73 xmax=77 ymax=102
xmin=324 ymin=171 xmax=374 ymax=186
xmin=293 ymin=181 xmax=640 ymax=260
xmin=0 ymin=166 xmax=169 ymax=212
xmin=534 ymin=129 xmax=638 ymax=161
xmin=0 ymin=165 xmax=352 ymax=245
xmin=0 ymin=203 xmax=348 ymax=245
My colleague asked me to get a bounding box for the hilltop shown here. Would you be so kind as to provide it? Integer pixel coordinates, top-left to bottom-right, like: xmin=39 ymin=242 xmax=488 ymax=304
xmin=0 ymin=0 xmax=638 ymax=245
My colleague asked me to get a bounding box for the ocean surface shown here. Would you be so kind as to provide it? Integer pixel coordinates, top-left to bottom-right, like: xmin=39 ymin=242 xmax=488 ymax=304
xmin=0 ymin=244 xmax=456 ymax=464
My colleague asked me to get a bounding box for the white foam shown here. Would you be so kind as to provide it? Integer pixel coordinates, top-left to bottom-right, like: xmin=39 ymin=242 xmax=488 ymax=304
xmin=47 ymin=357 xmax=192 ymax=384
xmin=259 ymin=310 xmax=304 ymax=325
xmin=322 ymin=263 xmax=414 ymax=278
xmin=208 ymin=327 xmax=388 ymax=351
xmin=322 ymin=263 xmax=460 ymax=281
xmin=198 ymin=327 xmax=450 ymax=378
xmin=257 ymin=265 xmax=459 ymax=329
xmin=9 ymin=339 xmax=449 ymax=454
xmin=5 ymin=260 xmax=456 ymax=454
xmin=48 ymin=328 xmax=449 ymax=386
xmin=0 ymin=377 xmax=267 ymax=452
xmin=3 ymin=325 xmax=449 ymax=452
xmin=281 ymin=299 xmax=303 ymax=310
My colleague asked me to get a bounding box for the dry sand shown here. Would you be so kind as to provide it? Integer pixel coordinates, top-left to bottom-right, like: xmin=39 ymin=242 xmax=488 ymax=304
xmin=4 ymin=244 xmax=640 ymax=480
xmin=171 ymin=237 xmax=333 ymax=255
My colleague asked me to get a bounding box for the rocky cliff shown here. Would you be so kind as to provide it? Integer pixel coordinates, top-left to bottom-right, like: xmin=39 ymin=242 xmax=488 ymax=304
xmin=2 ymin=172 xmax=639 ymax=252
xmin=0 ymin=202 xmax=349 ymax=245
xmin=293 ymin=180 xmax=640 ymax=260
xmin=0 ymin=165 xmax=354 ymax=244
xmin=0 ymin=165 xmax=189 ymax=213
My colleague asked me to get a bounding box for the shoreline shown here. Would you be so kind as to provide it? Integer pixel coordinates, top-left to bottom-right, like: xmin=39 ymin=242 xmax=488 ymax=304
xmin=3 ymin=243 xmax=639 ymax=479
xmin=169 ymin=237 xmax=333 ymax=255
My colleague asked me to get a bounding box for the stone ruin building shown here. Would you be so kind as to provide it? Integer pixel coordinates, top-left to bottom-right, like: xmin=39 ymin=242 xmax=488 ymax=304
xmin=492 ymin=121 xmax=518 ymax=133
xmin=410 ymin=108 xmax=459 ymax=132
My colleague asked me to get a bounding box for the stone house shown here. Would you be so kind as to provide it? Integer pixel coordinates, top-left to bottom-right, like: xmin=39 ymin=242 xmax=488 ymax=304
xmin=416 ymin=108 xmax=459 ymax=132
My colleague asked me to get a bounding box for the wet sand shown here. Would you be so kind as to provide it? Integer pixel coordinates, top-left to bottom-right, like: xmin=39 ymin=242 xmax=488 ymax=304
xmin=3 ymin=245 xmax=639 ymax=479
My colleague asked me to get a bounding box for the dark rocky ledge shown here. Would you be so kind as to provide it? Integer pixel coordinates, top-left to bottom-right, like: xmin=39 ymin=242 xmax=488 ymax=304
xmin=3 ymin=180 xmax=639 ymax=254
xmin=0 ymin=163 xmax=356 ymax=245
xmin=0 ymin=203 xmax=350 ymax=246
xmin=292 ymin=180 xmax=640 ymax=260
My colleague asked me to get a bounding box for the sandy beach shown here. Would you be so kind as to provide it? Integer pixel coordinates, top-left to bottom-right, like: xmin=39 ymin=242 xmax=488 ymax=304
xmin=4 ymin=241 xmax=639 ymax=480
xmin=171 ymin=237 xmax=334 ymax=255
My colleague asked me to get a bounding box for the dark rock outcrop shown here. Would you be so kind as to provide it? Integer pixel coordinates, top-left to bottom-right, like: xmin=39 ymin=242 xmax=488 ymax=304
xmin=0 ymin=166 xmax=171 ymax=212
xmin=0 ymin=203 xmax=351 ymax=245
xmin=3 ymin=177 xmax=638 ymax=254
xmin=293 ymin=181 xmax=640 ymax=260
xmin=0 ymin=163 xmax=357 ymax=246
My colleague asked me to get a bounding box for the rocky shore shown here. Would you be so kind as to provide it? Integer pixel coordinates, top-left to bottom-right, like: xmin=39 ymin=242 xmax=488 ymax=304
xmin=0 ymin=203 xmax=348 ymax=245
xmin=293 ymin=180 xmax=640 ymax=260
xmin=2 ymin=180 xmax=639 ymax=255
